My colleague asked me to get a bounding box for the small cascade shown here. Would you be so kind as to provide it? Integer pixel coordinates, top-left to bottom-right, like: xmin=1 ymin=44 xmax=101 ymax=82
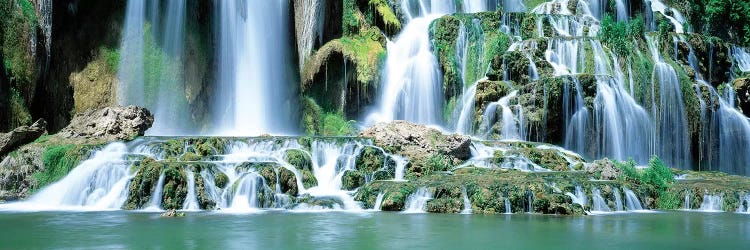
xmin=227 ymin=173 xmax=268 ymax=212
xmin=623 ymin=188 xmax=644 ymax=211
xmin=37 ymin=0 xmax=52 ymax=61
xmin=734 ymin=47 xmax=750 ymax=73
xmin=737 ymin=194 xmax=750 ymax=213
xmin=591 ymin=188 xmax=611 ymax=212
xmin=699 ymin=194 xmax=723 ymax=212
xmin=461 ymin=187 xmax=473 ymax=214
xmin=404 ymin=187 xmax=433 ymax=213
xmin=144 ymin=172 xmax=166 ymax=211
xmin=455 ymin=83 xmax=478 ymax=135
xmin=0 ymin=143 xmax=133 ymax=211
xmin=504 ymin=197 xmax=512 ymax=214
xmin=648 ymin=0 xmax=686 ymax=33
xmin=477 ymin=91 xmax=524 ymax=139
xmin=684 ymin=190 xmax=691 ymax=210
xmin=373 ymin=193 xmax=385 ymax=211
xmin=613 ymin=187 xmax=624 ymax=212
xmin=525 ymin=191 xmax=534 ymax=213
xmin=566 ymin=185 xmax=587 ymax=208
xmin=393 ymin=155 xmax=408 ymax=181
xmin=182 ymin=169 xmax=200 ymax=211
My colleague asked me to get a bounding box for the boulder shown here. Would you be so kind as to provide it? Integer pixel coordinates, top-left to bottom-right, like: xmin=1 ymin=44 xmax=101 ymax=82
xmin=58 ymin=106 xmax=154 ymax=141
xmin=359 ymin=121 xmax=471 ymax=161
xmin=0 ymin=119 xmax=47 ymax=157
xmin=586 ymin=159 xmax=620 ymax=180
xmin=734 ymin=78 xmax=750 ymax=116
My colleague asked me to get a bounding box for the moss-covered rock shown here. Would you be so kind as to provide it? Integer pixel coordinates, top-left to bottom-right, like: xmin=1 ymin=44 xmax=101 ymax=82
xmin=285 ymin=149 xmax=312 ymax=171
xmin=354 ymin=146 xmax=386 ymax=173
xmin=341 ymin=170 xmax=365 ymax=190
xmin=213 ymin=172 xmax=229 ymax=189
xmin=734 ymin=78 xmax=750 ymax=116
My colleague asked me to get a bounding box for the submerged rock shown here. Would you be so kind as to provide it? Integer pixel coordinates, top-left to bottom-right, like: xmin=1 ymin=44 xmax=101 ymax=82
xmin=160 ymin=209 xmax=185 ymax=217
xmin=58 ymin=106 xmax=154 ymax=141
xmin=0 ymin=119 xmax=47 ymax=157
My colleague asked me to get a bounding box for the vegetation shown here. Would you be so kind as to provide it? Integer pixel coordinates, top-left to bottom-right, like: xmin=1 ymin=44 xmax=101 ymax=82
xmin=32 ymin=145 xmax=86 ymax=191
xmin=600 ymin=15 xmax=645 ymax=56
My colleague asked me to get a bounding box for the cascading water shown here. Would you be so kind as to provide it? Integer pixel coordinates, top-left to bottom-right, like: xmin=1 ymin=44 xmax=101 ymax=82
xmin=461 ymin=186 xmax=473 ymax=214
xmin=699 ymin=194 xmax=723 ymax=212
xmin=145 ymin=172 xmax=166 ymax=211
xmin=504 ymin=197 xmax=512 ymax=214
xmin=214 ymin=0 xmax=296 ymax=135
xmin=566 ymin=185 xmax=587 ymax=208
xmin=684 ymin=190 xmax=692 ymax=210
xmin=404 ymin=187 xmax=433 ymax=213
xmin=737 ymin=194 xmax=750 ymax=213
xmin=368 ymin=0 xmax=494 ymax=127
xmin=373 ymin=193 xmax=385 ymax=211
xmin=623 ymin=188 xmax=644 ymax=211
xmin=118 ymin=0 xmax=147 ymax=108
xmin=645 ymin=35 xmax=691 ymax=168
xmin=591 ymin=188 xmax=611 ymax=212
xmin=613 ymin=187 xmax=624 ymax=211
xmin=117 ymin=0 xmax=193 ymax=135
xmin=182 ymin=169 xmax=200 ymax=211
xmin=614 ymin=0 xmax=629 ymax=21
xmin=0 ymin=143 xmax=133 ymax=211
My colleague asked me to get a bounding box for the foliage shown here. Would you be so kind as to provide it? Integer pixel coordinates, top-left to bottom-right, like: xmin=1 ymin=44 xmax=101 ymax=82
xmin=101 ymin=47 xmax=120 ymax=73
xmin=33 ymin=145 xmax=82 ymax=191
xmin=321 ymin=112 xmax=356 ymax=136
xmin=8 ymin=87 xmax=32 ymax=128
xmin=615 ymin=158 xmax=639 ymax=182
xmin=600 ymin=15 xmax=645 ymax=56
xmin=1 ymin=0 xmax=38 ymax=87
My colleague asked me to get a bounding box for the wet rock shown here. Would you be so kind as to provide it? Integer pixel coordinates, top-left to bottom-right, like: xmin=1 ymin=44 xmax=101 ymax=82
xmin=160 ymin=209 xmax=185 ymax=217
xmin=58 ymin=106 xmax=154 ymax=141
xmin=359 ymin=121 xmax=471 ymax=161
xmin=0 ymin=119 xmax=47 ymax=157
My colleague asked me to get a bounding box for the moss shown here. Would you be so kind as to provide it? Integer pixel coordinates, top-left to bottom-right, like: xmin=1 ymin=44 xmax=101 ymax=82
xmin=342 ymin=170 xmax=366 ymax=190
xmin=301 ymin=97 xmax=322 ymax=135
xmin=160 ymin=165 xmax=188 ymax=210
xmin=302 ymin=32 xmax=385 ymax=91
xmin=31 ymin=145 xmax=92 ymax=192
xmin=355 ymin=146 xmax=386 ymax=173
xmin=300 ymin=169 xmax=318 ymax=189
xmin=124 ymin=158 xmax=164 ymax=210
xmin=321 ymin=112 xmax=356 ymax=136
xmin=70 ymin=48 xmax=119 ymax=113
xmin=1 ymin=0 xmax=38 ymax=88
xmin=194 ymin=173 xmax=216 ymax=209
xmin=285 ymin=149 xmax=312 ymax=171
xmin=8 ymin=88 xmax=32 ymax=128
xmin=214 ymin=172 xmax=229 ymax=189
xmin=508 ymin=147 xmax=570 ymax=171
xmin=368 ymin=0 xmax=401 ymax=34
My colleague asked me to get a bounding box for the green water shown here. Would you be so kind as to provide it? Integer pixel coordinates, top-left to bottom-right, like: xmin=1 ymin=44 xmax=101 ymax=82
xmin=0 ymin=211 xmax=748 ymax=249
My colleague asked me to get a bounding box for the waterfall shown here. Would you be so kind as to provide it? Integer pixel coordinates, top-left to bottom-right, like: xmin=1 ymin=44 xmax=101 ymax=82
xmin=368 ymin=0 xmax=494 ymax=127
xmin=455 ymin=84 xmax=478 ymax=135
xmin=504 ymin=197 xmax=512 ymax=214
xmin=0 ymin=143 xmax=133 ymax=211
xmin=684 ymin=190 xmax=691 ymax=210
xmin=461 ymin=186 xmax=473 ymax=214
xmin=182 ymin=169 xmax=200 ymax=211
xmin=613 ymin=187 xmax=624 ymax=211
xmin=614 ymin=0 xmax=629 ymax=21
xmin=404 ymin=187 xmax=433 ymax=213
xmin=623 ymin=188 xmax=644 ymax=211
xmin=118 ymin=0 xmax=146 ymax=107
xmin=373 ymin=193 xmax=385 ymax=211
xmin=591 ymin=188 xmax=611 ymax=212
xmin=393 ymin=155 xmax=408 ymax=181
xmin=737 ymin=194 xmax=750 ymax=213
xmin=734 ymin=47 xmax=750 ymax=73
xmin=699 ymin=194 xmax=723 ymax=212
xmin=144 ymin=172 xmax=166 ymax=211
xmin=227 ymin=173 xmax=268 ymax=212
xmin=214 ymin=0 xmax=296 ymax=135
xmin=566 ymin=185 xmax=587 ymax=208
xmin=646 ymin=35 xmax=691 ymax=169
xmin=501 ymin=0 xmax=527 ymax=13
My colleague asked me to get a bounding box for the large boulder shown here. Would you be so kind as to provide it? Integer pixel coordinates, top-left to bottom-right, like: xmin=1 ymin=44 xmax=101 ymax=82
xmin=58 ymin=106 xmax=154 ymax=141
xmin=0 ymin=119 xmax=47 ymax=157
xmin=359 ymin=121 xmax=471 ymax=161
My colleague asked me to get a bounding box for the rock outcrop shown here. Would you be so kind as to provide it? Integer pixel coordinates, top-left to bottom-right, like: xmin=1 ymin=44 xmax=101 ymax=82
xmin=359 ymin=121 xmax=472 ymax=161
xmin=0 ymin=119 xmax=47 ymax=157
xmin=58 ymin=106 xmax=154 ymax=141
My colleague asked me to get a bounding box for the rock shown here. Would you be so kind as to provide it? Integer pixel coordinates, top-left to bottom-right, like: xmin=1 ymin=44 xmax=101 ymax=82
xmin=160 ymin=209 xmax=185 ymax=217
xmin=0 ymin=119 xmax=47 ymax=157
xmin=58 ymin=106 xmax=154 ymax=141
xmin=586 ymin=159 xmax=620 ymax=180
xmin=359 ymin=121 xmax=471 ymax=161
xmin=734 ymin=78 xmax=750 ymax=116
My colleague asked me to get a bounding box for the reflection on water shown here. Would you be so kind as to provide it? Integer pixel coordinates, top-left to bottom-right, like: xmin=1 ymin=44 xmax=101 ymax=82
xmin=0 ymin=211 xmax=748 ymax=249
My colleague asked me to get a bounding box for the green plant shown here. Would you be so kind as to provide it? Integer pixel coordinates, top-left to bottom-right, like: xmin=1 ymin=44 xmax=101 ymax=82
xmin=321 ymin=112 xmax=356 ymax=136
xmin=33 ymin=145 xmax=82 ymax=191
